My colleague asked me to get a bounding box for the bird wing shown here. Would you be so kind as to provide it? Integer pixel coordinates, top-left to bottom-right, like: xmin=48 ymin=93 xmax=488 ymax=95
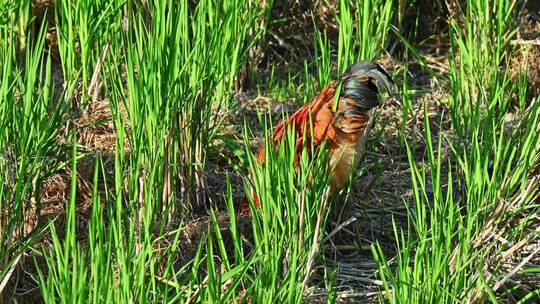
xmin=256 ymin=83 xmax=338 ymax=164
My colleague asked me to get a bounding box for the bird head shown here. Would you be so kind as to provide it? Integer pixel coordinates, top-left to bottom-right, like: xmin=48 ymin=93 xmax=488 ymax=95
xmin=340 ymin=61 xmax=396 ymax=110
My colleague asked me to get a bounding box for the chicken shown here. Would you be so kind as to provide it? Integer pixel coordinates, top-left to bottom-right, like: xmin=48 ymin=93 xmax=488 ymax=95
xmin=239 ymin=61 xmax=395 ymax=215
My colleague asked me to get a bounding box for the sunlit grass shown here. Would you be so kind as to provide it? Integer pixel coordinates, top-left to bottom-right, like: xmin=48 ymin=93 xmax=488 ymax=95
xmin=372 ymin=0 xmax=540 ymax=303
xmin=54 ymin=0 xmax=123 ymax=101
xmin=0 ymin=15 xmax=69 ymax=294
xmin=0 ymin=0 xmax=538 ymax=303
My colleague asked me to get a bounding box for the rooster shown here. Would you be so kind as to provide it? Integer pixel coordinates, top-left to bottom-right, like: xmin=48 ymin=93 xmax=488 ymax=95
xmin=239 ymin=61 xmax=395 ymax=215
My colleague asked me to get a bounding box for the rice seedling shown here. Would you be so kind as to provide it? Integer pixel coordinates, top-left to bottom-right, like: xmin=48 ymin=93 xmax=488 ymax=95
xmin=38 ymin=137 xmax=89 ymax=303
xmin=1 ymin=0 xmax=539 ymax=302
xmin=34 ymin=0 xmax=270 ymax=302
xmin=258 ymin=65 xmax=305 ymax=104
xmin=337 ymin=0 xmax=394 ymax=74
xmin=372 ymin=0 xmax=540 ymax=302
xmin=313 ymin=26 xmax=333 ymax=91
xmin=54 ymin=0 xmax=123 ymax=98
xmin=0 ymin=16 xmax=69 ymax=299
xmin=243 ymin=116 xmax=332 ymax=302
xmin=200 ymin=115 xmax=333 ymax=302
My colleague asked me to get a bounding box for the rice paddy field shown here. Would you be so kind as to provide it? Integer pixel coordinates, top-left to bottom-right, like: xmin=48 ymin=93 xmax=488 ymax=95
xmin=1 ymin=0 xmax=540 ymax=303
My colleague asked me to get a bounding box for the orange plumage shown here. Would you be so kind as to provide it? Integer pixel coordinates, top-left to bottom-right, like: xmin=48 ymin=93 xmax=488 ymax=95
xmin=239 ymin=61 xmax=395 ymax=215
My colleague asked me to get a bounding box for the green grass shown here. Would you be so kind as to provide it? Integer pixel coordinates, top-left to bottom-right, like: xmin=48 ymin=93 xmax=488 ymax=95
xmin=236 ymin=116 xmax=332 ymax=302
xmin=372 ymin=0 xmax=540 ymax=303
xmin=54 ymin=0 xmax=121 ymax=96
xmin=337 ymin=0 xmax=393 ymax=73
xmin=0 ymin=12 xmax=69 ymax=294
xmin=0 ymin=0 xmax=539 ymax=303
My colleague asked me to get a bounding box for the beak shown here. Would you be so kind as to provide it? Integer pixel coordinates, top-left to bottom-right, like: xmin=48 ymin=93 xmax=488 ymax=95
xmin=364 ymin=67 xmax=397 ymax=94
